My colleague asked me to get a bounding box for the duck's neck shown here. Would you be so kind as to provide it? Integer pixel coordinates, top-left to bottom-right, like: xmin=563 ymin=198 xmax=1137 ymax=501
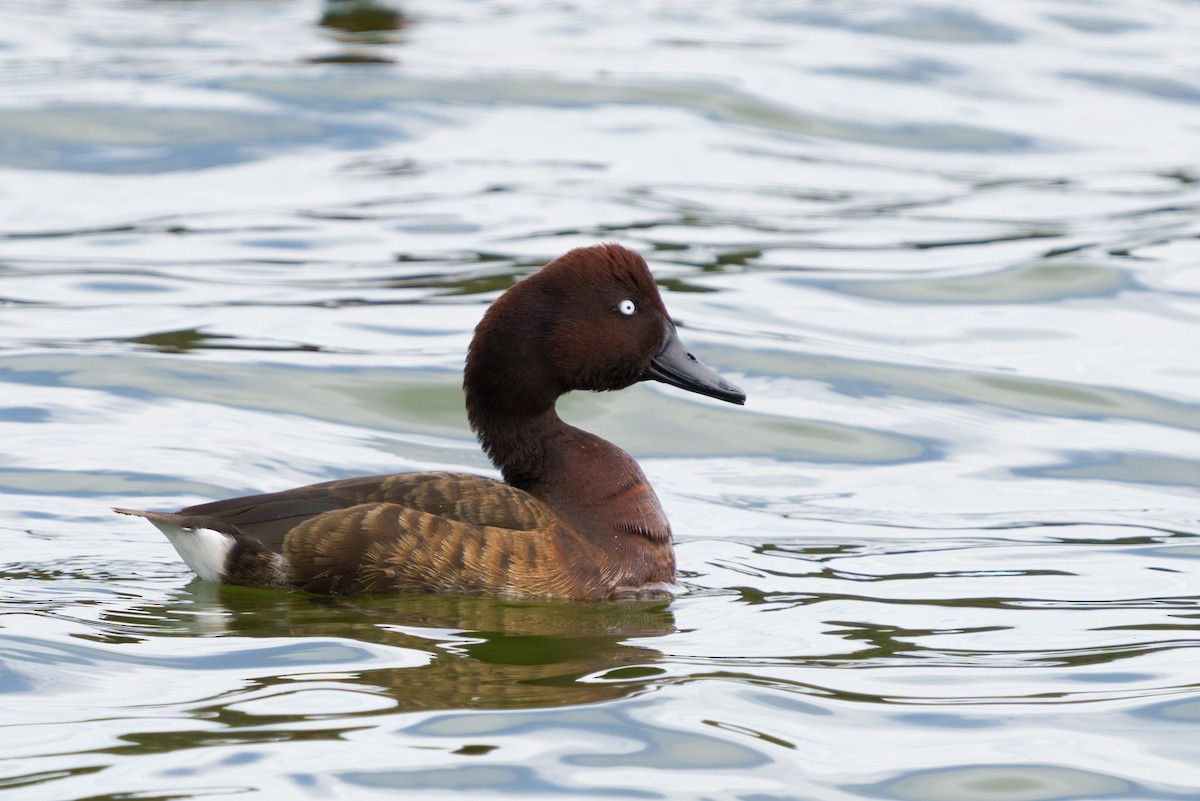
xmin=469 ymin=404 xmax=672 ymax=546
xmin=471 ymin=406 xmax=563 ymax=488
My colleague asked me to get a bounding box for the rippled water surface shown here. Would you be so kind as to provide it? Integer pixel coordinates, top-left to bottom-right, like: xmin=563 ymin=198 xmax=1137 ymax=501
xmin=4 ymin=1 xmax=1200 ymax=798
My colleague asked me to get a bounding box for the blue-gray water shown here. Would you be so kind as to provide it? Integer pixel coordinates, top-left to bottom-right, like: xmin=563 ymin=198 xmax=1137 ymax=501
xmin=3 ymin=1 xmax=1200 ymax=799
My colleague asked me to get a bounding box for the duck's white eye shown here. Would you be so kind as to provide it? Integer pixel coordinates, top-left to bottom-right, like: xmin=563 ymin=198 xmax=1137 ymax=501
xmin=617 ymin=299 xmax=637 ymax=316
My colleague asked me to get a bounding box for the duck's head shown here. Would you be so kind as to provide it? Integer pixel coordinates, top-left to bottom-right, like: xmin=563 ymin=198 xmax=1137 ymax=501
xmin=465 ymin=244 xmax=745 ymax=419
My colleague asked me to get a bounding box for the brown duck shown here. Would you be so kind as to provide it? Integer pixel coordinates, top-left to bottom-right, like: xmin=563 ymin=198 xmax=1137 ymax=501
xmin=116 ymin=244 xmax=746 ymax=600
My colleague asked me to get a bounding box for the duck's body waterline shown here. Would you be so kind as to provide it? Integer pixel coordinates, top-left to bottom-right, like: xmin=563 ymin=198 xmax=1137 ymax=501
xmin=116 ymin=245 xmax=745 ymax=601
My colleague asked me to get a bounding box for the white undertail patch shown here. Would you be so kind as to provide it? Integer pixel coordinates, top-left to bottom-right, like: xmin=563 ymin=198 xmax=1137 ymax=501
xmin=147 ymin=521 xmax=234 ymax=583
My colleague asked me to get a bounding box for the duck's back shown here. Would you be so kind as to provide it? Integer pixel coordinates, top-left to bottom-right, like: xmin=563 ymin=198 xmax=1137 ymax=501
xmin=180 ymin=472 xmax=548 ymax=551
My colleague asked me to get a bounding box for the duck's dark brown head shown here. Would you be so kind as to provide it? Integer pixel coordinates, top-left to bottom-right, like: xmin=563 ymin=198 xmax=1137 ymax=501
xmin=465 ymin=244 xmax=744 ymax=431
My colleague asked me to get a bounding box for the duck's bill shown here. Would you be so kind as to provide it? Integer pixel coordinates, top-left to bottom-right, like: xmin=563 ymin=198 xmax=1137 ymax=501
xmin=642 ymin=326 xmax=746 ymax=405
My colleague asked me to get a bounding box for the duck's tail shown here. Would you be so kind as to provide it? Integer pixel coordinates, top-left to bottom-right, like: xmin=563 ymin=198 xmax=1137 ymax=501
xmin=114 ymin=507 xmax=288 ymax=589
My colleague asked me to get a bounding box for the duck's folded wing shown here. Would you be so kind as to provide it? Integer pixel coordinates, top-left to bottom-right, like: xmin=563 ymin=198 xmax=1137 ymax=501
xmin=178 ymin=471 xmax=552 ymax=553
xmin=281 ymin=500 xmax=602 ymax=598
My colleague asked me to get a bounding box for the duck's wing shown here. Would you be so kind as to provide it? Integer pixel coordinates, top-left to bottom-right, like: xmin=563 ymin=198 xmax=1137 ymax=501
xmin=281 ymin=496 xmax=607 ymax=598
xmin=232 ymin=472 xmax=603 ymax=597
xmin=175 ymin=471 xmax=552 ymax=553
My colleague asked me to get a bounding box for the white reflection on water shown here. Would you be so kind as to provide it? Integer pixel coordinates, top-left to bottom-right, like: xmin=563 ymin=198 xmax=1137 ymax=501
xmin=3 ymin=0 xmax=1200 ymax=799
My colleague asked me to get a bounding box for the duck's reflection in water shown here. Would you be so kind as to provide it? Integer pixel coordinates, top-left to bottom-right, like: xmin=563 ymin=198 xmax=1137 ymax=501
xmin=167 ymin=582 xmax=677 ymax=712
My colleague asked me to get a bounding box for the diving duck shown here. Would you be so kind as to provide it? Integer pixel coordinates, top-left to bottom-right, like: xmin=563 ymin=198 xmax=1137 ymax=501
xmin=116 ymin=244 xmax=745 ymax=600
